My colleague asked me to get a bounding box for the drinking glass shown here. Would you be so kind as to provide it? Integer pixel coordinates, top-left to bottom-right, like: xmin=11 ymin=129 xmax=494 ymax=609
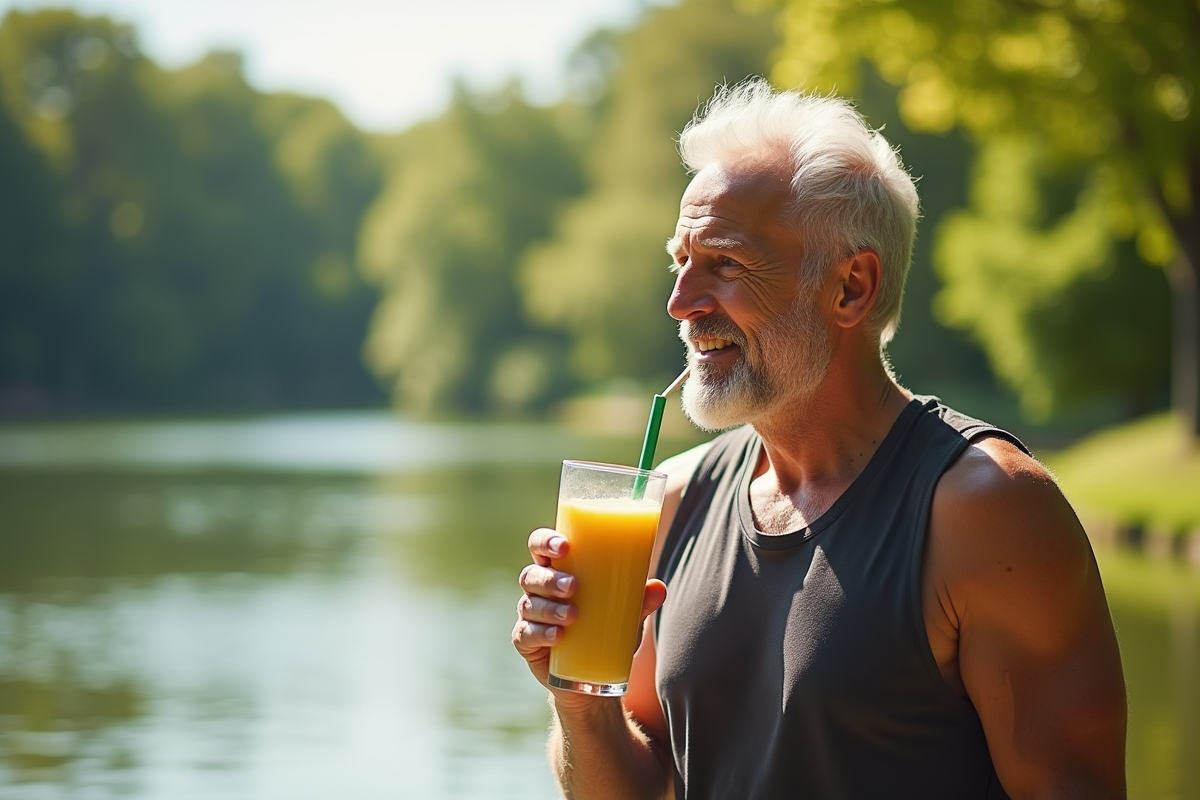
xmin=547 ymin=460 xmax=667 ymax=696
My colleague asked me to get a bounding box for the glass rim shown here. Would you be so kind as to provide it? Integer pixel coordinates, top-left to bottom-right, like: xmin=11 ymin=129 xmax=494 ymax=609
xmin=562 ymin=459 xmax=667 ymax=481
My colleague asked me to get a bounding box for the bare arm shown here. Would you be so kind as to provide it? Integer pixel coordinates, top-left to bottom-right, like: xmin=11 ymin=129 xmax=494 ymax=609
xmin=513 ymin=443 xmax=710 ymax=799
xmin=927 ymin=438 xmax=1127 ymax=799
xmin=546 ymin=693 xmax=669 ymax=800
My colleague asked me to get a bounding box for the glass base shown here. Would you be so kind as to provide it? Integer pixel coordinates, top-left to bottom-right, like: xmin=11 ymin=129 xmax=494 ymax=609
xmin=548 ymin=674 xmax=628 ymax=696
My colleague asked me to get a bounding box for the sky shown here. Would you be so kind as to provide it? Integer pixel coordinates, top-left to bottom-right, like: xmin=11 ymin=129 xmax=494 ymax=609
xmin=0 ymin=0 xmax=651 ymax=132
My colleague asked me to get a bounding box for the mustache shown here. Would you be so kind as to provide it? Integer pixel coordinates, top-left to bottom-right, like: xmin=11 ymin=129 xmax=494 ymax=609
xmin=680 ymin=316 xmax=746 ymax=346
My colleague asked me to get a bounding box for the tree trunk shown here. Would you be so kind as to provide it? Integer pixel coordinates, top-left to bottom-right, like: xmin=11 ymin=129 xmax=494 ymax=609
xmin=1164 ymin=162 xmax=1200 ymax=442
xmin=1168 ymin=249 xmax=1200 ymax=440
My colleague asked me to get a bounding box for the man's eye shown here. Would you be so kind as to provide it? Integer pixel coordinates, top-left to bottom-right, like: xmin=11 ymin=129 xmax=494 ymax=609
xmin=668 ymin=258 xmax=687 ymax=274
xmin=718 ymin=257 xmax=744 ymax=273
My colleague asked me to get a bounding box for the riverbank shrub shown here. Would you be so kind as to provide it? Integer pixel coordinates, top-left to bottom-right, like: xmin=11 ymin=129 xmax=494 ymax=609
xmin=1050 ymin=413 xmax=1200 ymax=532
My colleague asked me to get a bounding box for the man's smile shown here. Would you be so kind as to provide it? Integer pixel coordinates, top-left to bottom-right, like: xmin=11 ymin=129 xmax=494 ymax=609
xmin=696 ymin=337 xmax=734 ymax=353
xmin=691 ymin=336 xmax=741 ymax=367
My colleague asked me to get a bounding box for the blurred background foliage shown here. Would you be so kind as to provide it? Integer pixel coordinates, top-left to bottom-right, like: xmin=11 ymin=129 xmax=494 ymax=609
xmin=358 ymin=84 xmax=587 ymax=416
xmin=0 ymin=0 xmax=1191 ymax=439
xmin=0 ymin=9 xmax=383 ymax=414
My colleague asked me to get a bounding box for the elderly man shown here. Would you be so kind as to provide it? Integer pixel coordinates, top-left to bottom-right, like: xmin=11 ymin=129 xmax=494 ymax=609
xmin=513 ymin=81 xmax=1126 ymax=800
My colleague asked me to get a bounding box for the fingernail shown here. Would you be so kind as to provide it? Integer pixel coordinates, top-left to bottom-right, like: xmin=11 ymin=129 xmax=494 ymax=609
xmin=554 ymin=604 xmax=569 ymax=620
xmin=545 ymin=626 xmax=558 ymax=643
xmin=556 ymin=576 xmax=571 ymax=593
xmin=549 ymin=536 xmax=565 ymax=556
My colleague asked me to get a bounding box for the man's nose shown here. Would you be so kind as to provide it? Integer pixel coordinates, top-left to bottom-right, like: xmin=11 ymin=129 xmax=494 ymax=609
xmin=667 ymin=263 xmax=717 ymax=321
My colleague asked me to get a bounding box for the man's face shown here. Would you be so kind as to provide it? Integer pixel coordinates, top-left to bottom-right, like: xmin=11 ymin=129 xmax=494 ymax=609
xmin=666 ymin=160 xmax=832 ymax=431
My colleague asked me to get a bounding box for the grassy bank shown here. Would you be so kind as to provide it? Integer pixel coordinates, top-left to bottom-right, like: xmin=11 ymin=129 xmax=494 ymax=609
xmin=1048 ymin=413 xmax=1200 ymax=534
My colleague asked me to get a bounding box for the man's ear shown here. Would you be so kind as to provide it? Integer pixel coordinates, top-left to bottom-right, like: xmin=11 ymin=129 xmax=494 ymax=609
xmin=830 ymin=249 xmax=882 ymax=329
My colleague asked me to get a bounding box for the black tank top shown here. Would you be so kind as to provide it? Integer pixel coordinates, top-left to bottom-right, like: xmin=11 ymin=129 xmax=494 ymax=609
xmin=654 ymin=397 xmax=1027 ymax=800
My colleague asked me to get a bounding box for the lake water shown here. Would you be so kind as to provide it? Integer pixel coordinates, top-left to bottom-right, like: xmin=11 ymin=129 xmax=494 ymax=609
xmin=0 ymin=412 xmax=1197 ymax=799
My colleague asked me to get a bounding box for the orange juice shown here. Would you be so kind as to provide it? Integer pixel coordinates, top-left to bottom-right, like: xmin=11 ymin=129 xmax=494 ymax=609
xmin=549 ymin=497 xmax=662 ymax=687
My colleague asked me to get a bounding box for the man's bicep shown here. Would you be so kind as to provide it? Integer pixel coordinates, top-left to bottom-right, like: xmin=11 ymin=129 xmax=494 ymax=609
xmin=934 ymin=444 xmax=1127 ymax=798
xmin=961 ymin=565 xmax=1126 ymax=797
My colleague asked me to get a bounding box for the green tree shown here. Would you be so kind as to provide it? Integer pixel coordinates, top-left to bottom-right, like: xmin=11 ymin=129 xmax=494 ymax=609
xmin=935 ymin=135 xmax=1171 ymax=418
xmin=358 ymin=84 xmax=586 ymax=415
xmin=0 ymin=9 xmax=191 ymax=407
xmin=0 ymin=65 xmax=68 ymax=407
xmin=519 ymin=0 xmax=778 ymax=391
xmin=0 ymin=10 xmax=384 ymax=413
xmin=767 ymin=0 xmax=1195 ymax=431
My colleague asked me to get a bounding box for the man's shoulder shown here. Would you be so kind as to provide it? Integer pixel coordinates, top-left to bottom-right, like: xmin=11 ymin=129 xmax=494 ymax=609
xmin=929 ymin=432 xmax=1090 ymax=590
xmin=914 ymin=391 xmax=1081 ymax=582
xmin=938 ymin=434 xmax=1059 ymax=514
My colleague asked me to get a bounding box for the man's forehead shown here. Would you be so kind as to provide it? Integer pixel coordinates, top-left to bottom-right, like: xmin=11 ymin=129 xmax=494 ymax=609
xmin=684 ymin=157 xmax=791 ymax=196
xmin=668 ymin=164 xmax=793 ymax=257
xmin=679 ymin=162 xmax=791 ymax=219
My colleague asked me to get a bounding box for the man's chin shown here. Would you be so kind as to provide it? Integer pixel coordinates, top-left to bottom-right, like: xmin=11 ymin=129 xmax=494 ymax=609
xmin=680 ymin=383 xmax=757 ymax=433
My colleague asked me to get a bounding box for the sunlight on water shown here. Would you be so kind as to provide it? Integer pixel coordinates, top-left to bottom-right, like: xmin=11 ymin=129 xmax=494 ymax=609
xmin=0 ymin=413 xmax=1196 ymax=799
xmin=0 ymin=412 xmax=624 ymax=473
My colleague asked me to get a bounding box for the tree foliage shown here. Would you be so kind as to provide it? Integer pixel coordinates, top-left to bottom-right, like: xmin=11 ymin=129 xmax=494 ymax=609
xmin=0 ymin=10 xmax=384 ymax=413
xmin=767 ymin=0 xmax=1194 ymax=423
xmin=358 ymin=85 xmax=586 ymax=415
xmin=935 ymin=135 xmax=1171 ymax=416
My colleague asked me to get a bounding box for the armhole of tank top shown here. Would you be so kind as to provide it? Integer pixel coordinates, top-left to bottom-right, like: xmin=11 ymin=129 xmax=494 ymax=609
xmin=959 ymin=426 xmax=1031 ymax=457
xmin=655 ymin=430 xmax=747 ymax=581
xmin=906 ymin=432 xmax=990 ymax=723
xmin=652 ymin=428 xmax=753 ymax=643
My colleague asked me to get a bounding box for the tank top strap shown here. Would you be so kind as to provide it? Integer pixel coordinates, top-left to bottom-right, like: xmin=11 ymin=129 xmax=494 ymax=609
xmin=912 ymin=395 xmax=1031 ymax=455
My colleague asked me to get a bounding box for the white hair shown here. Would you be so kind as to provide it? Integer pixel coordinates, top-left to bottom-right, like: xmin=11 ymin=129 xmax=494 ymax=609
xmin=678 ymin=79 xmax=920 ymax=346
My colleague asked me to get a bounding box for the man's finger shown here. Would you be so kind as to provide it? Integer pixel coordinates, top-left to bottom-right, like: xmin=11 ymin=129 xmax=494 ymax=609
xmin=516 ymin=592 xmax=577 ymax=626
xmin=527 ymin=527 xmax=569 ymax=565
xmin=519 ymin=563 xmax=576 ymax=599
xmin=641 ymin=579 xmax=668 ymax=619
xmin=511 ymin=617 xmax=561 ymax=657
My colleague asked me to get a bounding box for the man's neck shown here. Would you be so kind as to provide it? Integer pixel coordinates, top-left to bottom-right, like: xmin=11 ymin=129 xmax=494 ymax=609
xmin=747 ymin=357 xmax=911 ymax=533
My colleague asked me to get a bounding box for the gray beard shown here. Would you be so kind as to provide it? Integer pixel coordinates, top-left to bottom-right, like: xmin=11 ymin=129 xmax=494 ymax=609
xmin=680 ymin=303 xmax=831 ymax=432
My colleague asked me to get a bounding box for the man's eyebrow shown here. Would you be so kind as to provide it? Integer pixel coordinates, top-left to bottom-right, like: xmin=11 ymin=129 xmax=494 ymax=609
xmin=696 ymin=237 xmax=747 ymax=253
xmin=665 ymin=236 xmax=748 ymax=256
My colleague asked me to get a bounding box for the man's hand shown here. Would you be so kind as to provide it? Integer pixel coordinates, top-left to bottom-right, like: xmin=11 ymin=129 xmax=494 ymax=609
xmin=512 ymin=526 xmax=667 ymax=705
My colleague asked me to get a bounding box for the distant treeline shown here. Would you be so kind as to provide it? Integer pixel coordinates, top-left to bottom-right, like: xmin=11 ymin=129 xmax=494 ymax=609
xmin=0 ymin=0 xmax=1173 ymax=424
xmin=0 ymin=9 xmax=384 ymax=414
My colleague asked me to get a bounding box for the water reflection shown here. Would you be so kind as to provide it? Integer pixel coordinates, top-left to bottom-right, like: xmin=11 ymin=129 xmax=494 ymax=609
xmin=372 ymin=465 xmax=562 ymax=593
xmin=0 ymin=473 xmax=363 ymax=593
xmin=0 ymin=414 xmax=658 ymax=800
xmin=1099 ymin=551 xmax=1200 ymax=800
xmin=0 ymin=414 xmax=1196 ymax=799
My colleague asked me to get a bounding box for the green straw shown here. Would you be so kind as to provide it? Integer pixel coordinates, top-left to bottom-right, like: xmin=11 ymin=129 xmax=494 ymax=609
xmin=633 ymin=368 xmax=690 ymax=499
